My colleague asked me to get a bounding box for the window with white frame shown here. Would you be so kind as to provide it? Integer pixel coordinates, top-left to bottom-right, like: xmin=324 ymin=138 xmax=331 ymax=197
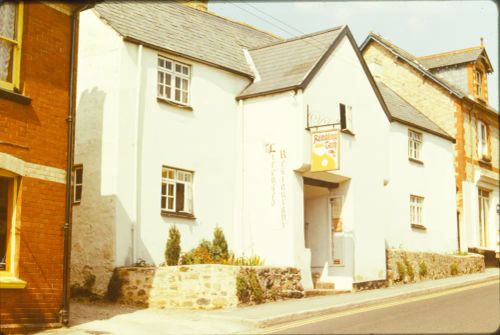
xmin=410 ymin=195 xmax=424 ymax=226
xmin=477 ymin=121 xmax=489 ymax=160
xmin=408 ymin=129 xmax=422 ymax=161
xmin=161 ymin=166 xmax=193 ymax=214
xmin=73 ymin=165 xmax=83 ymax=204
xmin=474 ymin=70 xmax=482 ymax=97
xmin=157 ymin=56 xmax=190 ymax=105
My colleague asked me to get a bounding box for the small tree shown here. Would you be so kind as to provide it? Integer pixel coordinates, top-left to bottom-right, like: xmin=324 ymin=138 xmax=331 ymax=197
xmin=165 ymin=225 xmax=181 ymax=266
xmin=211 ymin=226 xmax=229 ymax=262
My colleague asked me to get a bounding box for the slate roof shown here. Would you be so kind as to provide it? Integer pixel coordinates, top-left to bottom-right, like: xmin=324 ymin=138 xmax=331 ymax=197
xmin=361 ymin=33 xmax=465 ymax=98
xmin=376 ymin=81 xmax=453 ymax=141
xmin=417 ymin=47 xmax=493 ymax=72
xmin=238 ymin=27 xmax=344 ymax=98
xmin=94 ymin=1 xmax=281 ymax=77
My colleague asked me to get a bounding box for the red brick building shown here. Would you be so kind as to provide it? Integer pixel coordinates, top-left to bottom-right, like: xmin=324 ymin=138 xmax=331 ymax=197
xmin=0 ymin=1 xmax=88 ymax=332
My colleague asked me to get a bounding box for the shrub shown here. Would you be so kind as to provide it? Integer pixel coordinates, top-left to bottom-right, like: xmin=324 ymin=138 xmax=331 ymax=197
xmin=418 ymin=262 xmax=428 ymax=278
xmin=211 ymin=226 xmax=229 ymax=262
xmin=106 ymin=269 xmax=123 ymax=302
xmin=450 ymin=262 xmax=459 ymax=276
xmin=396 ymin=261 xmax=406 ymax=281
xmin=236 ymin=268 xmax=264 ymax=304
xmin=165 ymin=225 xmax=181 ymax=266
xmin=223 ymin=253 xmax=263 ymax=266
xmin=181 ymin=239 xmax=214 ymax=265
xmin=403 ymin=257 xmax=414 ymax=281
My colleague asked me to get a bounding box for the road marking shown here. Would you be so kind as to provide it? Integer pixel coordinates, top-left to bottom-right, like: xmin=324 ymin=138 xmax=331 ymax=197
xmin=249 ymin=279 xmax=499 ymax=334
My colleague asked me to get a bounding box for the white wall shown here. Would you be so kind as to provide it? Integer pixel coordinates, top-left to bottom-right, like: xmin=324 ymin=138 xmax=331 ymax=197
xmin=72 ymin=9 xmax=125 ymax=294
xmin=303 ymin=35 xmax=390 ymax=283
xmin=135 ymin=47 xmax=251 ymax=265
xmin=385 ymin=122 xmax=457 ymax=253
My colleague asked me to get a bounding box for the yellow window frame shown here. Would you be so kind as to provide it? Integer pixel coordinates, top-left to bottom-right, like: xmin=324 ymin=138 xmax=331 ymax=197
xmin=0 ymin=169 xmax=25 ymax=289
xmin=0 ymin=2 xmax=24 ymax=91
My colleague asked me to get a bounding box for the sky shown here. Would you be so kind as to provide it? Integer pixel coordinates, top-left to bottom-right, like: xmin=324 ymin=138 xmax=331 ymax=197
xmin=209 ymin=1 xmax=499 ymax=110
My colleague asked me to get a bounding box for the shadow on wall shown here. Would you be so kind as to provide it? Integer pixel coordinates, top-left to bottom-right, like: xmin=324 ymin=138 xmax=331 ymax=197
xmin=70 ymin=87 xmax=155 ymax=297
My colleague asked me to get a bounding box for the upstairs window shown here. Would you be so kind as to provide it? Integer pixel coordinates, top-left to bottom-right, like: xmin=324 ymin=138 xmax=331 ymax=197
xmin=477 ymin=121 xmax=489 ymax=161
xmin=474 ymin=70 xmax=482 ymax=98
xmin=340 ymin=103 xmax=354 ymax=133
xmin=408 ymin=130 xmax=422 ymax=161
xmin=73 ymin=165 xmax=83 ymax=204
xmin=157 ymin=56 xmax=190 ymax=105
xmin=0 ymin=2 xmax=23 ymax=91
xmin=410 ymin=195 xmax=424 ymax=227
xmin=161 ymin=166 xmax=193 ymax=215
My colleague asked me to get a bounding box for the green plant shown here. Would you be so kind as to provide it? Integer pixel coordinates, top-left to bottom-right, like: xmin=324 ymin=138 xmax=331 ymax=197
xmin=455 ymin=251 xmax=468 ymax=256
xmin=223 ymin=253 xmax=263 ymax=266
xmin=181 ymin=239 xmax=214 ymax=265
xmin=236 ymin=274 xmax=250 ymax=303
xmin=211 ymin=226 xmax=229 ymax=262
xmin=396 ymin=261 xmax=406 ymax=281
xmin=106 ymin=269 xmax=123 ymax=302
xmin=450 ymin=262 xmax=459 ymax=276
xmin=418 ymin=262 xmax=428 ymax=278
xmin=165 ymin=225 xmax=181 ymax=266
xmin=403 ymin=257 xmax=414 ymax=281
xmin=236 ymin=269 xmax=264 ymax=304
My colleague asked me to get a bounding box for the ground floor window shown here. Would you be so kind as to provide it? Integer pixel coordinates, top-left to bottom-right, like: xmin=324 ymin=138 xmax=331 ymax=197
xmin=161 ymin=166 xmax=193 ymax=214
xmin=410 ymin=195 xmax=424 ymax=227
xmin=478 ymin=188 xmax=490 ymax=247
xmin=0 ymin=172 xmax=16 ymax=272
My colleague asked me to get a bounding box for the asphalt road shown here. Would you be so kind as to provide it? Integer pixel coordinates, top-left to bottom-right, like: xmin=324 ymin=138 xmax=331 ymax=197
xmin=268 ymin=281 xmax=500 ymax=334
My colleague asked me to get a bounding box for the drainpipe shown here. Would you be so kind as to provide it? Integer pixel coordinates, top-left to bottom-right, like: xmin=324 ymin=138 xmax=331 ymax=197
xmin=61 ymin=8 xmax=80 ymax=326
xmin=132 ymin=44 xmax=144 ymax=264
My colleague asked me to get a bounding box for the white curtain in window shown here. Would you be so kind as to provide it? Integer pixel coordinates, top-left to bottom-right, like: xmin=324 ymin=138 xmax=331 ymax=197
xmin=0 ymin=3 xmax=16 ymax=81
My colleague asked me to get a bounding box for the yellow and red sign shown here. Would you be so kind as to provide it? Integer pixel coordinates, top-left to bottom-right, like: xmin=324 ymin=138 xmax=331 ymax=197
xmin=311 ymin=129 xmax=340 ymax=172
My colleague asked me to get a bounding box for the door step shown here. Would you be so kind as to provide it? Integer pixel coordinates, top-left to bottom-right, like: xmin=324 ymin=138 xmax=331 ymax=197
xmin=315 ymin=282 xmax=335 ymax=290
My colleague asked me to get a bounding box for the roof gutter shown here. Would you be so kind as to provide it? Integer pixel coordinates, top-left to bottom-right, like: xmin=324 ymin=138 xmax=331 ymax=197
xmin=391 ymin=117 xmax=456 ymax=143
xmin=122 ymin=36 xmax=255 ymax=80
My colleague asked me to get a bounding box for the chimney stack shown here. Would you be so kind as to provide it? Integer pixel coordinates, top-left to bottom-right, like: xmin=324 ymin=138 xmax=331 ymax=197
xmin=183 ymin=1 xmax=208 ymax=11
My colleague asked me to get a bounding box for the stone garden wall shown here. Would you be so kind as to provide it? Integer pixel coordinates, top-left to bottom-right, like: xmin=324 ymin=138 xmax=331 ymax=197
xmin=386 ymin=249 xmax=484 ymax=286
xmin=112 ymin=265 xmax=304 ymax=309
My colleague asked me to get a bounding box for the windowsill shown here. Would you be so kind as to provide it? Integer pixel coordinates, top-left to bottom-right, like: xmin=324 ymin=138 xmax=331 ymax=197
xmin=0 ymin=88 xmax=32 ymax=105
xmin=161 ymin=211 xmax=196 ymax=220
xmin=341 ymin=129 xmax=355 ymax=136
xmin=411 ymin=224 xmax=427 ymax=231
xmin=409 ymin=157 xmax=424 ymax=165
xmin=0 ymin=274 xmax=27 ymax=289
xmin=157 ymin=97 xmax=193 ymax=111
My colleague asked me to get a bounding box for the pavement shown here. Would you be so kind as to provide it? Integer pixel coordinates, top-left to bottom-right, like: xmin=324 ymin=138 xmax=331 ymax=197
xmin=37 ymin=268 xmax=499 ymax=335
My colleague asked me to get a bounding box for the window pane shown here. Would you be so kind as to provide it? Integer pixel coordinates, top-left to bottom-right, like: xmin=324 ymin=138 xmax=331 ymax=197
xmin=175 ymin=77 xmax=181 ymax=89
xmin=158 ymin=71 xmax=164 ymax=84
xmin=158 ymin=85 xmax=164 ymax=97
xmin=176 ymin=183 xmax=185 ymax=211
xmin=165 ymin=60 xmax=172 ymax=70
xmin=0 ymin=40 xmax=14 ymax=82
xmin=75 ymin=185 xmax=82 ymax=201
xmin=75 ymin=168 xmax=83 ymax=184
xmin=182 ymin=66 xmax=189 ymax=75
xmin=182 ymin=78 xmax=188 ymax=90
xmin=168 ymin=169 xmax=174 ymax=179
xmin=161 ymin=197 xmax=166 ymax=210
xmin=175 ymin=89 xmax=181 ymax=102
xmin=175 ymin=64 xmax=182 ymax=73
xmin=168 ymin=197 xmax=174 ymax=210
xmin=165 ymin=74 xmax=172 ymax=87
xmin=161 ymin=183 xmax=166 ymax=196
xmin=182 ymin=92 xmax=188 ymax=104
xmin=168 ymin=183 xmax=174 ymax=196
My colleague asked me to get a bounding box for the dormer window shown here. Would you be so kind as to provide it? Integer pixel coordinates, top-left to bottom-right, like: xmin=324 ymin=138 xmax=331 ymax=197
xmin=474 ymin=69 xmax=482 ymax=97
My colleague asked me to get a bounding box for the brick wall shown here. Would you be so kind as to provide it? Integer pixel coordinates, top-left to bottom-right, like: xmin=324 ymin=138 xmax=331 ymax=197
xmin=0 ymin=2 xmax=73 ymax=333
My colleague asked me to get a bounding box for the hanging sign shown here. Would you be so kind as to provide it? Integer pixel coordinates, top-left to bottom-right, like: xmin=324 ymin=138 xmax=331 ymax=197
xmin=311 ymin=129 xmax=340 ymax=171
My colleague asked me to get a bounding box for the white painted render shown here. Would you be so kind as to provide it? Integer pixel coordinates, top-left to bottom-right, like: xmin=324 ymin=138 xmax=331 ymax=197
xmin=73 ymin=11 xmax=461 ymax=293
xmin=385 ymin=122 xmax=457 ymax=253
